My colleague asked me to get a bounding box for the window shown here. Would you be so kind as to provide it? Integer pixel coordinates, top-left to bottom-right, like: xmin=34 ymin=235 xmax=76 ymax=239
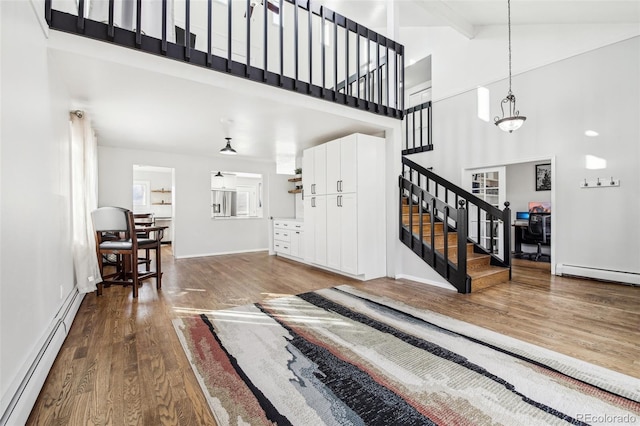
xmin=133 ymin=180 xmax=150 ymax=207
xmin=211 ymin=172 xmax=263 ymax=219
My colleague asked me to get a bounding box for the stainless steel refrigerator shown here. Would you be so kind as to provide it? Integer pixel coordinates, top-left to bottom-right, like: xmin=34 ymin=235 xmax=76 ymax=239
xmin=211 ymin=190 xmax=237 ymax=217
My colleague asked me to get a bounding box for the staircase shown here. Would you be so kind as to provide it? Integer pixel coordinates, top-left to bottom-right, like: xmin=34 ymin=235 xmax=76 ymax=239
xmin=400 ymin=157 xmax=511 ymax=293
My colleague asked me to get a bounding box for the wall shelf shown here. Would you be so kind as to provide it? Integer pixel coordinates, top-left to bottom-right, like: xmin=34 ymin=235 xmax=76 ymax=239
xmin=288 ymin=189 xmax=302 ymax=194
xmin=288 ymin=177 xmax=302 ymax=182
xmin=151 ymin=189 xmax=171 ymax=193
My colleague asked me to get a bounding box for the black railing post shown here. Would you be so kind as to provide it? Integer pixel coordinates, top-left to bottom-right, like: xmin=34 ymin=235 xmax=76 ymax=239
xmin=278 ymin=0 xmax=283 ymax=85
xmin=503 ymin=201 xmax=512 ymax=277
xmin=207 ymin=0 xmax=212 ymax=64
xmin=457 ymin=199 xmax=469 ymax=293
xmin=307 ymin=0 xmax=312 ymax=89
xmin=443 ymin=205 xmax=449 ymax=276
xmin=419 ymin=190 xmax=425 ymax=258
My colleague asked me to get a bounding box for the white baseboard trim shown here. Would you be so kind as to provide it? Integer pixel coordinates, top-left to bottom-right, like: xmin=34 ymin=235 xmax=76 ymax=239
xmin=1 ymin=287 xmax=85 ymax=426
xmin=556 ymin=264 xmax=640 ymax=286
xmin=394 ymin=274 xmax=457 ymax=292
xmin=175 ymin=248 xmax=269 ymax=259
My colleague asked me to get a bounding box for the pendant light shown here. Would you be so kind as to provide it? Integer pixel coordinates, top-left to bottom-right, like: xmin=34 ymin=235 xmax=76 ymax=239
xmin=220 ymin=137 xmax=237 ymax=155
xmin=494 ymin=0 xmax=526 ymax=133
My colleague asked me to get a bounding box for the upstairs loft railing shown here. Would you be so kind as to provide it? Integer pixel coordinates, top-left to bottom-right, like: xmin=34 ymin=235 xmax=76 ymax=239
xmin=400 ymin=157 xmax=511 ymax=293
xmin=45 ymin=0 xmax=405 ymax=119
xmin=403 ymin=101 xmax=432 ymax=155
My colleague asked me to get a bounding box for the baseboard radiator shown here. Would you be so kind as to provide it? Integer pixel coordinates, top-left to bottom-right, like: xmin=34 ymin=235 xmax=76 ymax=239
xmin=556 ymin=264 xmax=640 ymax=286
xmin=0 ymin=288 xmax=84 ymax=425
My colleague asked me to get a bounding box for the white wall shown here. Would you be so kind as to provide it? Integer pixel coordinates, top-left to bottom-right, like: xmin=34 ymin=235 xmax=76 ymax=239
xmin=98 ymin=146 xmax=293 ymax=258
xmin=411 ymin=37 xmax=640 ymax=277
xmin=400 ymin=23 xmax=640 ymax=102
xmin=0 ymin=0 xmax=76 ymax=413
xmin=132 ymin=168 xmax=173 ymax=217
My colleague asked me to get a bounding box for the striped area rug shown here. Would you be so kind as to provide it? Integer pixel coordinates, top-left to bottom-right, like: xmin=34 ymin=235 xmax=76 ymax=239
xmin=172 ymin=286 xmax=640 ymax=425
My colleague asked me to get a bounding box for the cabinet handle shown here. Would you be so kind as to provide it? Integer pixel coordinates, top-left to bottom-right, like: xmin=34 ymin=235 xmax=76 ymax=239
xmin=311 ymin=183 xmax=316 ymax=194
xmin=339 ymin=180 xmax=343 ymax=192
xmin=296 ymin=231 xmax=300 ymax=234
xmin=311 ymin=197 xmax=315 ymax=207
xmin=337 ymin=181 xmax=340 ymax=192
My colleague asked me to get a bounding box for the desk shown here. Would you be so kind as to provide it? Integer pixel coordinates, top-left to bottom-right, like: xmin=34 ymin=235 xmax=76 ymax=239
xmin=512 ymin=222 xmax=528 ymax=258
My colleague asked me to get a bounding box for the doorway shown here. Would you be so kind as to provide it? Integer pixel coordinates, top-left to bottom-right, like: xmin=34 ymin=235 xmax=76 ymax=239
xmin=133 ymin=165 xmax=175 ymax=254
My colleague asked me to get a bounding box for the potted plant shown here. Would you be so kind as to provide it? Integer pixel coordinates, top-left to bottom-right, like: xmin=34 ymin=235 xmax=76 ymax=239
xmin=294 ymin=167 xmax=302 ymax=179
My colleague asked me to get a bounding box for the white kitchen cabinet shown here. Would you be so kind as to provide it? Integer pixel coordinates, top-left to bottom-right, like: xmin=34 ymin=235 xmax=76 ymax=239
xmin=302 ymin=133 xmax=385 ymax=280
xmin=273 ymin=219 xmax=304 ymax=260
xmin=303 ymin=144 xmax=327 ymax=196
xmin=304 ymin=195 xmax=327 ymax=266
xmin=326 ymin=135 xmax=357 ymax=194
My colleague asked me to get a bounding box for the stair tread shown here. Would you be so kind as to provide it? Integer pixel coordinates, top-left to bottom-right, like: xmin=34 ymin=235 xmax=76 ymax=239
xmin=468 ymin=265 xmax=510 ymax=278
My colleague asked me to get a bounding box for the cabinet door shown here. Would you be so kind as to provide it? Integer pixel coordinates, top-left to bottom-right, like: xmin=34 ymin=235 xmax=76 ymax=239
xmin=313 ymin=196 xmax=327 ymax=266
xmin=313 ymin=145 xmax=327 ymax=195
xmin=303 ymin=148 xmax=314 ymax=195
xmin=340 ymin=193 xmax=358 ymax=274
xmin=326 ymin=139 xmax=341 ymax=194
xmin=340 ymin=135 xmax=357 ymax=194
xmin=303 ymin=197 xmax=315 ymax=261
xmin=326 ymin=194 xmax=341 ymax=269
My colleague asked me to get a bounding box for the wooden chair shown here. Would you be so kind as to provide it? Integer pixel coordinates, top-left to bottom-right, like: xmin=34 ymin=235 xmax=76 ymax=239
xmin=92 ymin=207 xmax=165 ymax=298
xmin=134 ymin=212 xmax=155 ymax=270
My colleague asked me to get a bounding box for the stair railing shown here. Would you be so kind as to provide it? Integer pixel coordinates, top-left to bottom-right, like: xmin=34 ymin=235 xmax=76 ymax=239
xmin=403 ymin=101 xmax=433 ymax=155
xmin=401 ymin=157 xmax=511 ymax=267
xmin=45 ymin=0 xmax=404 ymax=119
xmin=399 ymin=173 xmax=470 ymax=293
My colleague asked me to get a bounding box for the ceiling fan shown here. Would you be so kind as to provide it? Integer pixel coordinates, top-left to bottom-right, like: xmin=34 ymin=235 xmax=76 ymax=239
xmin=245 ymin=0 xmax=280 ymax=18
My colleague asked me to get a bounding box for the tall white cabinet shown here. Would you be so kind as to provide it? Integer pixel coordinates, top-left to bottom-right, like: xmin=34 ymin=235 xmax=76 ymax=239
xmin=303 ymin=133 xmax=386 ymax=280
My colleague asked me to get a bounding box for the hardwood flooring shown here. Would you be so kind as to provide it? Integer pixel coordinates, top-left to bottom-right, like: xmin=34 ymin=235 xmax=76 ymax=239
xmin=27 ymin=249 xmax=640 ymax=425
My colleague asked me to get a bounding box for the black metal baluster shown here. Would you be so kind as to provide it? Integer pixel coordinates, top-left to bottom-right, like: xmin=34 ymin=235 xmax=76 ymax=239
xmin=279 ymin=0 xmax=283 ymax=85
xmin=45 ymin=0 xmax=51 ymax=25
xmin=263 ymin=0 xmax=267 ymax=79
xmin=136 ymin=0 xmax=142 ymax=46
xmin=385 ymin=45 xmax=389 ymax=107
xmin=207 ymin=0 xmax=212 ymax=65
xmin=294 ymin=0 xmax=299 ymax=88
xmin=366 ymin=31 xmax=371 ymax=103
xmin=400 ymin=47 xmax=405 ymax=110
xmin=246 ymin=0 xmax=250 ymax=76
xmin=412 ymin=109 xmax=416 ymax=150
xmin=377 ymin=40 xmax=382 ymax=106
xmin=321 ymin=7 xmax=326 ymax=93
xmin=161 ymin=0 xmax=167 ymax=52
xmin=227 ymin=0 xmax=232 ymax=71
xmin=404 ymin=111 xmax=408 ymax=151
xmin=345 ymin=20 xmax=349 ymax=96
xmin=333 ymin=15 xmax=338 ymax=100
xmin=308 ymin=0 xmax=312 ymax=90
xmin=77 ymin=0 xmax=85 ymax=31
xmin=419 ymin=103 xmax=423 ymax=149
xmin=428 ymin=101 xmax=433 ymax=148
xmin=356 ymin=29 xmax=360 ymax=103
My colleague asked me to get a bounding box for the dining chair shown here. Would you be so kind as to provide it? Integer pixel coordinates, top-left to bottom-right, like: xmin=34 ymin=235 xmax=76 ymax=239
xmin=92 ymin=207 xmax=164 ymax=298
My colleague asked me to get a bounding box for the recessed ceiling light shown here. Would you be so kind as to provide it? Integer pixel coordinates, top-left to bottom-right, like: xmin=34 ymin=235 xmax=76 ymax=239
xmin=584 ymin=130 xmax=599 ymax=137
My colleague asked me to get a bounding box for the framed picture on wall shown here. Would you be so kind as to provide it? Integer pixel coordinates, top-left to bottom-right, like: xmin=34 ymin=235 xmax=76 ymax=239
xmin=535 ymin=163 xmax=551 ymax=191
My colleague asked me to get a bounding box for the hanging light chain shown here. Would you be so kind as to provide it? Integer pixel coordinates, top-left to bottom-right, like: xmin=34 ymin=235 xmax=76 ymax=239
xmin=507 ymin=0 xmax=512 ymax=95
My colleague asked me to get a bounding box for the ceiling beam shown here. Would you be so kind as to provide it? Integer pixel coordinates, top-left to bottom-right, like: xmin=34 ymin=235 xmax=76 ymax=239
xmin=416 ymin=0 xmax=476 ymax=39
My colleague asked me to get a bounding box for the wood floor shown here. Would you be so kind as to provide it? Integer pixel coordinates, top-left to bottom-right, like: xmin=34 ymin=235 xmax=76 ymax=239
xmin=27 ymin=248 xmax=640 ymax=425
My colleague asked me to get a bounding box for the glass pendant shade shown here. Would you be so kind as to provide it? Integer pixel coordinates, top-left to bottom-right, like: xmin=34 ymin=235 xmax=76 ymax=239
xmin=220 ymin=138 xmax=237 ymax=155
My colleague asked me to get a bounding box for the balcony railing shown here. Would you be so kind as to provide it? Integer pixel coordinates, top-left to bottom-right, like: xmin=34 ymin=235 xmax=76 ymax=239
xmin=45 ymin=0 xmax=404 ymax=119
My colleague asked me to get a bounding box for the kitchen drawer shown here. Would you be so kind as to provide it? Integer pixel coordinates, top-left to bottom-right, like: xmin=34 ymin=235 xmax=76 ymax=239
xmin=274 ymin=242 xmax=291 ymax=255
xmin=273 ymin=230 xmax=291 ymax=242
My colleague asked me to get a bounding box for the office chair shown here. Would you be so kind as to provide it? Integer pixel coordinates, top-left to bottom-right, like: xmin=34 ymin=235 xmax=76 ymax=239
xmin=521 ymin=213 xmax=551 ymax=261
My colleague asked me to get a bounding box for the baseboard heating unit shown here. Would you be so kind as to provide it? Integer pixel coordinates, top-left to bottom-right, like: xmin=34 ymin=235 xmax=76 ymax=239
xmin=556 ymin=264 xmax=640 ymax=286
xmin=0 ymin=288 xmax=84 ymax=426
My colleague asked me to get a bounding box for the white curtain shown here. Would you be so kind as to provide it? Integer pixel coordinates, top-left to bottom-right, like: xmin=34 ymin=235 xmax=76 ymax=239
xmin=70 ymin=112 xmax=103 ymax=294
